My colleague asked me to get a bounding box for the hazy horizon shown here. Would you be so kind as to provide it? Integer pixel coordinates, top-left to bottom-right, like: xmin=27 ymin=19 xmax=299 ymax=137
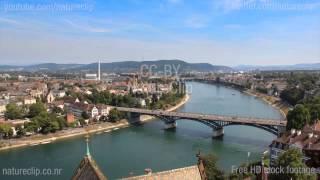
xmin=0 ymin=59 xmax=319 ymax=67
xmin=1 ymin=0 xmax=319 ymax=66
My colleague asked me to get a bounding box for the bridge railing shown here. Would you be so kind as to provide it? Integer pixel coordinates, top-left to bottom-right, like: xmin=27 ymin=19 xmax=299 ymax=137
xmin=113 ymin=107 xmax=286 ymax=126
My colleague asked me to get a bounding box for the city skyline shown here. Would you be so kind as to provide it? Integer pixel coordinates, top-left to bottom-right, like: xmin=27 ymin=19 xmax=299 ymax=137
xmin=0 ymin=0 xmax=320 ymax=65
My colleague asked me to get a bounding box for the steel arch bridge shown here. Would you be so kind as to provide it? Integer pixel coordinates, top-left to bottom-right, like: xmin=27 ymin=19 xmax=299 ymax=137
xmin=115 ymin=107 xmax=286 ymax=137
xmin=153 ymin=115 xmax=281 ymax=135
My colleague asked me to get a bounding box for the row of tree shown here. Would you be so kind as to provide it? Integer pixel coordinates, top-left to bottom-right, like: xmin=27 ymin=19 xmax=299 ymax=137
xmin=277 ymin=73 xmax=320 ymax=130
xmin=1 ymin=102 xmax=68 ymax=138
xmin=286 ymin=96 xmax=320 ymax=130
xmin=149 ymin=82 xmax=186 ymax=110
xmin=68 ymin=81 xmax=186 ymax=110
xmin=69 ymin=89 xmax=140 ymax=108
xmin=4 ymin=101 xmax=52 ymax=120
xmin=24 ymin=111 xmax=67 ymax=135
xmin=280 ymin=72 xmax=320 ymax=106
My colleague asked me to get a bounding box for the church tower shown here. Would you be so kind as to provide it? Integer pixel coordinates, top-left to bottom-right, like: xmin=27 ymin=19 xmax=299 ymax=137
xmin=71 ymin=134 xmax=107 ymax=180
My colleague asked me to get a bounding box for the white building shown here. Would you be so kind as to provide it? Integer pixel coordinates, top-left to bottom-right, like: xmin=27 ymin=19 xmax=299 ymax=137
xmin=85 ymin=74 xmax=98 ymax=80
xmin=52 ymin=90 xmax=66 ymax=98
xmin=23 ymin=97 xmax=37 ymax=105
xmin=98 ymin=105 xmax=112 ymax=116
xmin=91 ymin=106 xmax=99 ymax=118
xmin=47 ymin=92 xmax=55 ymax=103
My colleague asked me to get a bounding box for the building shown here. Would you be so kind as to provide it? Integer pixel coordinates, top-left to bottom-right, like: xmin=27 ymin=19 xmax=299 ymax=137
xmin=0 ymin=100 xmax=9 ymax=116
xmin=52 ymin=100 xmax=64 ymax=110
xmin=0 ymin=73 xmax=11 ymax=80
xmin=85 ymin=74 xmax=98 ymax=81
xmin=23 ymin=96 xmax=37 ymax=105
xmin=66 ymin=113 xmax=75 ymax=124
xmin=136 ymin=98 xmax=146 ymax=107
xmin=72 ymin=135 xmax=107 ymax=180
xmin=122 ymin=165 xmax=203 ymax=180
xmin=91 ymin=106 xmax=99 ymax=118
xmin=67 ymin=103 xmax=99 ymax=119
xmin=29 ymin=89 xmax=43 ymax=98
xmin=72 ymin=136 xmax=206 ymax=180
xmin=47 ymin=92 xmax=55 ymax=103
xmin=97 ymin=104 xmax=111 ymax=117
xmin=269 ymin=122 xmax=320 ymax=167
xmin=51 ymin=90 xmax=66 ymax=98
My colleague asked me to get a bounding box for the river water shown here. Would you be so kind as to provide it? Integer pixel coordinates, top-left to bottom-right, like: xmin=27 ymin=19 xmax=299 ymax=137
xmin=0 ymin=82 xmax=283 ymax=180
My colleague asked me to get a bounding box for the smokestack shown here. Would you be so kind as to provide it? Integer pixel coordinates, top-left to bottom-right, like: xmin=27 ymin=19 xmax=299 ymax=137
xmin=98 ymin=60 xmax=101 ymax=81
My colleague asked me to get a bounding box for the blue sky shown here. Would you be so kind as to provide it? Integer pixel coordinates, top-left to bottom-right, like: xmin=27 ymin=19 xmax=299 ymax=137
xmin=0 ymin=0 xmax=319 ymax=65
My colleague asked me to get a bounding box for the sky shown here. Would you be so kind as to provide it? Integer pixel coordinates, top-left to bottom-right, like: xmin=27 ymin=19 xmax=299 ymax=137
xmin=0 ymin=0 xmax=319 ymax=66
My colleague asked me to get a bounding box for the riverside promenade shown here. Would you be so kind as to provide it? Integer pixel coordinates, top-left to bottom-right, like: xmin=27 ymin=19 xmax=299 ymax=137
xmin=0 ymin=94 xmax=190 ymax=152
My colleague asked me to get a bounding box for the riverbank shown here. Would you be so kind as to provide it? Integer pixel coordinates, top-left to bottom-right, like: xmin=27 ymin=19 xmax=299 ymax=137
xmin=139 ymin=94 xmax=190 ymax=122
xmin=183 ymin=81 xmax=288 ymax=121
xmin=0 ymin=94 xmax=190 ymax=152
xmin=244 ymin=90 xmax=290 ymax=118
xmin=191 ymin=80 xmax=289 ymax=118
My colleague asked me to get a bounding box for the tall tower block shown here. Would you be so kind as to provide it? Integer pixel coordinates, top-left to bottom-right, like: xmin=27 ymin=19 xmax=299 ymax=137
xmin=98 ymin=60 xmax=101 ymax=81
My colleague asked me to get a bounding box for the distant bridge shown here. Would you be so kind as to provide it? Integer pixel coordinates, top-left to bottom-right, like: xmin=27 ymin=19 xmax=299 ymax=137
xmin=114 ymin=107 xmax=287 ymax=137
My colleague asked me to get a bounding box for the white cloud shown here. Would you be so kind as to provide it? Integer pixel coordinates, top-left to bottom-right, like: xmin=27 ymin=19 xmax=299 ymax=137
xmin=0 ymin=17 xmax=22 ymax=26
xmin=1 ymin=27 xmax=319 ymax=66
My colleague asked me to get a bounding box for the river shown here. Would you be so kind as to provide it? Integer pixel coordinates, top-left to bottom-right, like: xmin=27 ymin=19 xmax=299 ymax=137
xmin=0 ymin=82 xmax=283 ymax=180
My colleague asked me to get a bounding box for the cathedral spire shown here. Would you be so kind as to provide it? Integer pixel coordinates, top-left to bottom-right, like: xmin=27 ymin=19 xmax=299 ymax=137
xmin=72 ymin=133 xmax=107 ymax=180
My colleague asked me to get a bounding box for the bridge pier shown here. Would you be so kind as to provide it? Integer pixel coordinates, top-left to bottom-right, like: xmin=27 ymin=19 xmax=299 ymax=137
xmin=277 ymin=125 xmax=286 ymax=137
xmin=164 ymin=121 xmax=177 ymax=129
xmin=128 ymin=112 xmax=141 ymax=124
xmin=212 ymin=128 xmax=224 ymax=138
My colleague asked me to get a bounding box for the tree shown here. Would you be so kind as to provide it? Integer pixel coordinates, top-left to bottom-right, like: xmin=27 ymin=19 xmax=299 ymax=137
xmin=270 ymin=148 xmax=316 ymax=180
xmin=31 ymin=112 xmax=60 ymax=134
xmin=50 ymin=114 xmax=67 ymax=130
xmin=0 ymin=124 xmax=13 ymax=138
xmin=108 ymin=108 xmax=122 ymax=122
xmin=145 ymin=98 xmax=151 ymax=108
xmin=280 ymin=88 xmax=304 ymax=106
xmin=52 ymin=106 xmax=64 ymax=114
xmin=151 ymin=94 xmax=158 ymax=104
xmin=308 ymin=104 xmax=320 ymax=123
xmin=5 ymin=103 xmax=23 ymax=120
xmin=28 ymin=102 xmax=46 ymax=118
xmin=24 ymin=120 xmax=40 ymax=133
xmin=16 ymin=125 xmax=26 ymax=137
xmin=81 ymin=111 xmax=90 ymax=119
xmin=200 ymin=153 xmax=224 ymax=180
xmin=78 ymin=118 xmax=86 ymax=126
xmin=286 ymin=104 xmax=311 ymax=130
xmin=228 ymin=162 xmax=259 ymax=180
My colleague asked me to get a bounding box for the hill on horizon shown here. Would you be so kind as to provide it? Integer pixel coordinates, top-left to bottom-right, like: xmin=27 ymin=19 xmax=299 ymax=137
xmin=234 ymin=63 xmax=320 ymax=71
xmin=0 ymin=60 xmax=233 ymax=73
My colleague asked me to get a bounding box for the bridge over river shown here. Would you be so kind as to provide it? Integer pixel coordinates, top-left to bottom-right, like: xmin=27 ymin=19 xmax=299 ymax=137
xmin=113 ymin=107 xmax=287 ymax=137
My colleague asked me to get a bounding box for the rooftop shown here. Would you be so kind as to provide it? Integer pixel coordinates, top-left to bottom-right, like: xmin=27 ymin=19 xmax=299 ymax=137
xmin=122 ymin=165 xmax=202 ymax=180
xmin=271 ymin=122 xmax=320 ymax=151
xmin=71 ymin=156 xmax=107 ymax=180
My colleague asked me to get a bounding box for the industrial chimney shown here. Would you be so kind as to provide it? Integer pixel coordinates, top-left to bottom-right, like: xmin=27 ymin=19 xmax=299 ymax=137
xmin=98 ymin=60 xmax=101 ymax=81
